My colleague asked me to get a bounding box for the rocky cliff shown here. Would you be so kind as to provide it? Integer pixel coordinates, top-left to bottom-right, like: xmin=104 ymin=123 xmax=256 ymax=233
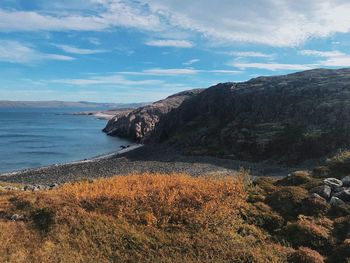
xmin=151 ymin=68 xmax=350 ymax=163
xmin=103 ymin=89 xmax=203 ymax=141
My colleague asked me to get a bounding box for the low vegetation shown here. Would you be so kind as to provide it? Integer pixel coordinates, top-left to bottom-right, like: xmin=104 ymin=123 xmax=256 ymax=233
xmin=0 ymin=173 xmax=286 ymax=263
xmin=0 ymin=164 xmax=349 ymax=262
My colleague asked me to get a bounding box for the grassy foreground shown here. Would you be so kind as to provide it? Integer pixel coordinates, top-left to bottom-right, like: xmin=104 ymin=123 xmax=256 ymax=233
xmin=0 ymin=163 xmax=349 ymax=262
xmin=0 ymin=172 xmax=290 ymax=263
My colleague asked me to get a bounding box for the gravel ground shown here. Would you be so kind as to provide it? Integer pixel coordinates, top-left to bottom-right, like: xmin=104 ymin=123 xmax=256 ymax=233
xmin=0 ymin=144 xmax=302 ymax=185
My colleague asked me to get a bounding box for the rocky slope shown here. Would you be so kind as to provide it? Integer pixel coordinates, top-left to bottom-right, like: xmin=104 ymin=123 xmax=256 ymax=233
xmin=151 ymin=68 xmax=350 ymax=164
xmin=103 ymin=89 xmax=202 ymax=141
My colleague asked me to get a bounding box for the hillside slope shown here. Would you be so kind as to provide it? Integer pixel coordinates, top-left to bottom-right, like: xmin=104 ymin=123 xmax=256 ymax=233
xmin=151 ymin=68 xmax=350 ymax=163
xmin=103 ymin=89 xmax=202 ymax=141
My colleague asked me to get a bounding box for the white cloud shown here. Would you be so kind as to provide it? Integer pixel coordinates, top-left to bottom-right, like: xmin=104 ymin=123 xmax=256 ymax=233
xmin=183 ymin=59 xmax=200 ymax=65
xmin=118 ymin=68 xmax=241 ymax=76
xmin=87 ymin=37 xmax=101 ymax=45
xmin=50 ymin=74 xmax=163 ymax=86
xmin=300 ymin=50 xmax=344 ymax=57
xmin=54 ymin=44 xmax=107 ymax=54
xmin=0 ymin=10 xmax=107 ymax=32
xmin=228 ymin=51 xmax=274 ymax=58
xmin=0 ymin=40 xmax=75 ymax=64
xmin=144 ymin=0 xmax=350 ymax=46
xmin=145 ymin=39 xmax=193 ymax=48
xmin=208 ymin=70 xmax=241 ymax=74
xmin=232 ymin=62 xmax=314 ymax=71
xmin=44 ymin=54 xmax=75 ymax=61
xmin=142 ymin=68 xmax=197 ymax=75
xmin=300 ymin=49 xmax=350 ymax=67
xmin=3 ymin=1 xmax=350 ymax=47
xmin=230 ymin=49 xmax=350 ymax=71
xmin=0 ymin=1 xmax=160 ymax=32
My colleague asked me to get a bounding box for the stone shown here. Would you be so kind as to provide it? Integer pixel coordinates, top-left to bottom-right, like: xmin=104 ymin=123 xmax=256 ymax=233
xmin=330 ymin=196 xmax=345 ymax=206
xmin=342 ymin=176 xmax=350 ymax=187
xmin=310 ymin=185 xmax=332 ymax=199
xmin=24 ymin=185 xmax=40 ymax=191
xmin=334 ymin=189 xmax=350 ymax=202
xmin=49 ymin=183 xmax=59 ymax=189
xmin=324 ymin=178 xmax=343 ymax=189
xmin=333 ymin=187 xmax=348 ymax=193
xmin=10 ymin=214 xmax=23 ymax=221
xmin=0 ymin=186 xmax=19 ymax=191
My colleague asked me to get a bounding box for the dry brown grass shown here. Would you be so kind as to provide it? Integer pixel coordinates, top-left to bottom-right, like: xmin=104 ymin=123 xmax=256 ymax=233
xmin=0 ymin=173 xmax=289 ymax=263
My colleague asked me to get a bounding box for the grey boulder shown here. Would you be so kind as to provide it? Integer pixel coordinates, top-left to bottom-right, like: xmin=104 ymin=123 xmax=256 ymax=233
xmin=10 ymin=214 xmax=24 ymax=221
xmin=324 ymin=178 xmax=343 ymax=189
xmin=329 ymin=196 xmax=346 ymax=206
xmin=342 ymin=176 xmax=350 ymax=187
xmin=334 ymin=189 xmax=350 ymax=202
xmin=24 ymin=185 xmax=40 ymax=191
xmin=310 ymin=185 xmax=332 ymax=199
xmin=333 ymin=187 xmax=348 ymax=193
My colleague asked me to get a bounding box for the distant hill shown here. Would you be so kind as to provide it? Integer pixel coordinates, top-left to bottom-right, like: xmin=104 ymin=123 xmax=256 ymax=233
xmin=0 ymin=100 xmax=147 ymax=109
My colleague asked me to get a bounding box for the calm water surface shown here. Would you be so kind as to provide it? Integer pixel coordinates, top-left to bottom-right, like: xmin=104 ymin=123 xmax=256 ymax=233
xmin=0 ymin=108 xmax=129 ymax=173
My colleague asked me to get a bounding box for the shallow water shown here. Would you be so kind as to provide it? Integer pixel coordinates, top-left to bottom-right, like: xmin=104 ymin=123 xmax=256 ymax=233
xmin=0 ymin=107 xmax=130 ymax=173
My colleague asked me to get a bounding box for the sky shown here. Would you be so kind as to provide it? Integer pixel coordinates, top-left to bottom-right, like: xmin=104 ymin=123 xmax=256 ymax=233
xmin=1 ymin=0 xmax=350 ymax=103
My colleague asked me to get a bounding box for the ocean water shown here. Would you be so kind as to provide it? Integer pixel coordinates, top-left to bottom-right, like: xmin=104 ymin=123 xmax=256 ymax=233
xmin=0 ymin=108 xmax=130 ymax=173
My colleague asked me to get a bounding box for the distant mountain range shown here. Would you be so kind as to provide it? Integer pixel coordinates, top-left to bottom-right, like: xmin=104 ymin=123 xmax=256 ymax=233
xmin=0 ymin=100 xmax=147 ymax=109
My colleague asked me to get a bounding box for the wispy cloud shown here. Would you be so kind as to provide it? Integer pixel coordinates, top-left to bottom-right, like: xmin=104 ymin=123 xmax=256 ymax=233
xmin=300 ymin=50 xmax=344 ymax=57
xmin=228 ymin=51 xmax=274 ymax=58
xmin=230 ymin=49 xmax=350 ymax=71
xmin=300 ymin=49 xmax=350 ymax=67
xmin=146 ymin=0 xmax=350 ymax=47
xmin=0 ymin=1 xmax=160 ymax=32
xmin=3 ymin=1 xmax=350 ymax=48
xmin=118 ymin=68 xmax=241 ymax=76
xmin=54 ymin=44 xmax=107 ymax=55
xmin=49 ymin=74 xmax=163 ymax=86
xmin=0 ymin=40 xmax=75 ymax=64
xmin=183 ymin=59 xmax=200 ymax=65
xmin=145 ymin=39 xmax=193 ymax=48
xmin=232 ymin=62 xmax=314 ymax=71
xmin=87 ymin=37 xmax=101 ymax=45
xmin=142 ymin=68 xmax=197 ymax=75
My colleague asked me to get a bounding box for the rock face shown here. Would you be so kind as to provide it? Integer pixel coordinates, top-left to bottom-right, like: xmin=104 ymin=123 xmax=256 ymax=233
xmin=151 ymin=68 xmax=350 ymax=163
xmin=103 ymin=89 xmax=203 ymax=141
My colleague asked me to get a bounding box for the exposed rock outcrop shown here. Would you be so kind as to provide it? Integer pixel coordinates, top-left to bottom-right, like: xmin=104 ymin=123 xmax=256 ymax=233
xmin=103 ymin=89 xmax=203 ymax=141
xmin=151 ymin=68 xmax=350 ymax=163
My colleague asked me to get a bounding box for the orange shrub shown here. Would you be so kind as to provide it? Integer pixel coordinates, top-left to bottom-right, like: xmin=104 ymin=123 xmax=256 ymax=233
xmin=59 ymin=173 xmax=247 ymax=228
xmin=0 ymin=173 xmax=289 ymax=262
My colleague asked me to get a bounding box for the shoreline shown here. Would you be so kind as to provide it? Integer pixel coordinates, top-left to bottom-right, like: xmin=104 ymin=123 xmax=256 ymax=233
xmin=0 ymin=144 xmax=143 ymax=178
xmin=0 ymin=144 xmax=304 ymax=185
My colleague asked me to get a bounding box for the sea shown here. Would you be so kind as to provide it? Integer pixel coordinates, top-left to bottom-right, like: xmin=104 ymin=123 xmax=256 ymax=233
xmin=0 ymin=107 xmax=130 ymax=174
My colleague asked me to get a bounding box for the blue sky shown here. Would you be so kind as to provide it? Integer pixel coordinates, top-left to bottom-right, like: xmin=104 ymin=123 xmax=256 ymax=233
xmin=1 ymin=0 xmax=350 ymax=103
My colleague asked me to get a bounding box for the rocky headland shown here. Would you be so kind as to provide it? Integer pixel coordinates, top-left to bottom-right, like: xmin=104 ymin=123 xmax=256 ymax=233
xmin=103 ymin=89 xmax=203 ymax=141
